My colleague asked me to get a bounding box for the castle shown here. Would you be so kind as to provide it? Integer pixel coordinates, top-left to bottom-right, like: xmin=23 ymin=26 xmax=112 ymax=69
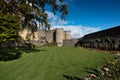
xmin=19 ymin=28 xmax=71 ymax=47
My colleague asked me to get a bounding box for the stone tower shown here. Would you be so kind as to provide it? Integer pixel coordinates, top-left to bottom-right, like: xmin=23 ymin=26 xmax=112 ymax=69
xmin=56 ymin=28 xmax=64 ymax=47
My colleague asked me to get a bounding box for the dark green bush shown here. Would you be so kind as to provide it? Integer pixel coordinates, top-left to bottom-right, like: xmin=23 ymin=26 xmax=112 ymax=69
xmin=0 ymin=48 xmax=22 ymax=61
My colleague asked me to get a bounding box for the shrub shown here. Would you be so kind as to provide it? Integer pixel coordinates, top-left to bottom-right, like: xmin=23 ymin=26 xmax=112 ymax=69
xmin=85 ymin=56 xmax=120 ymax=80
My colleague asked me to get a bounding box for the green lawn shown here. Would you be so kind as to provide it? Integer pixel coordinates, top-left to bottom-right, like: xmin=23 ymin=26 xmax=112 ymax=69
xmin=0 ymin=47 xmax=113 ymax=80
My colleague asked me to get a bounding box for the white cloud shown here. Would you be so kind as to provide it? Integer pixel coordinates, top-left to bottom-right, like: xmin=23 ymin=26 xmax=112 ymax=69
xmin=51 ymin=25 xmax=100 ymax=39
xmin=46 ymin=11 xmax=67 ymax=25
xmin=46 ymin=11 xmax=57 ymax=19
xmin=58 ymin=20 xmax=68 ymax=25
xmin=46 ymin=11 xmax=100 ymax=39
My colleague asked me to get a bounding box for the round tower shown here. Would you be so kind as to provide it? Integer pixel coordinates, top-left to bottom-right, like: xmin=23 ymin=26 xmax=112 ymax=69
xmin=64 ymin=31 xmax=71 ymax=40
xmin=56 ymin=28 xmax=64 ymax=47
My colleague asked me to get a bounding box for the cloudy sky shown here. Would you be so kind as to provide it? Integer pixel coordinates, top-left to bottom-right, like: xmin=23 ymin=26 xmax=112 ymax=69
xmin=46 ymin=0 xmax=120 ymax=39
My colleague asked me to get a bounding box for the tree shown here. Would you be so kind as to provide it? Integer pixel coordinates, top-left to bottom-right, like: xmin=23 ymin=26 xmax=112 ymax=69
xmin=0 ymin=0 xmax=68 ymax=31
xmin=0 ymin=0 xmax=68 ymax=61
xmin=0 ymin=0 xmax=68 ymax=46
xmin=0 ymin=11 xmax=20 ymax=45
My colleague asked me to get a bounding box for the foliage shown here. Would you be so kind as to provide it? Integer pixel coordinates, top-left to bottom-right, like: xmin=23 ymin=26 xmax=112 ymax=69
xmin=0 ymin=47 xmax=40 ymax=61
xmin=0 ymin=11 xmax=20 ymax=43
xmin=0 ymin=0 xmax=68 ymax=46
xmin=0 ymin=0 xmax=68 ymax=59
xmin=76 ymin=36 xmax=120 ymax=51
xmin=0 ymin=0 xmax=68 ymax=31
xmin=104 ymin=56 xmax=120 ymax=80
xmin=0 ymin=48 xmax=22 ymax=61
xmin=84 ymin=56 xmax=120 ymax=80
xmin=75 ymin=26 xmax=120 ymax=51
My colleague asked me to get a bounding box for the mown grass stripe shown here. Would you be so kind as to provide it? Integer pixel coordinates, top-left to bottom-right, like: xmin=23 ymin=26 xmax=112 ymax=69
xmin=13 ymin=51 xmax=51 ymax=80
xmin=0 ymin=47 xmax=113 ymax=80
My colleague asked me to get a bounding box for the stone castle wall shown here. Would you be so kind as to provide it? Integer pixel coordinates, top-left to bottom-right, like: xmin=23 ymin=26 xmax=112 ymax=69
xmin=19 ymin=28 xmax=72 ymax=47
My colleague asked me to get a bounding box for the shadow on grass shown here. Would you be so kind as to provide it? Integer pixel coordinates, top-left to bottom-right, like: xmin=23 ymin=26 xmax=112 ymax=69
xmin=0 ymin=47 xmax=47 ymax=61
xmin=0 ymin=48 xmax=22 ymax=61
xmin=63 ymin=74 xmax=83 ymax=80
xmin=19 ymin=48 xmax=47 ymax=53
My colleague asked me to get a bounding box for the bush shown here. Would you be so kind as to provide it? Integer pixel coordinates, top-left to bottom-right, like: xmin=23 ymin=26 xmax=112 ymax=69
xmin=0 ymin=48 xmax=22 ymax=61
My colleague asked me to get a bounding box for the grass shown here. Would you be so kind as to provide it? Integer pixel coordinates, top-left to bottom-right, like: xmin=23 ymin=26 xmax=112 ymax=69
xmin=0 ymin=47 xmax=114 ymax=80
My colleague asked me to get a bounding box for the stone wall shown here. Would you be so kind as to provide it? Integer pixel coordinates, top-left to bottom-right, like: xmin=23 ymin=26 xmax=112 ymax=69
xmin=63 ymin=39 xmax=78 ymax=46
xmin=0 ymin=28 xmax=72 ymax=48
xmin=64 ymin=31 xmax=71 ymax=40
xmin=19 ymin=28 xmax=72 ymax=47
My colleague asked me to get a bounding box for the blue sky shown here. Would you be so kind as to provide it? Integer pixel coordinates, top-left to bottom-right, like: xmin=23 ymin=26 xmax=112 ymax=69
xmin=46 ymin=0 xmax=120 ymax=38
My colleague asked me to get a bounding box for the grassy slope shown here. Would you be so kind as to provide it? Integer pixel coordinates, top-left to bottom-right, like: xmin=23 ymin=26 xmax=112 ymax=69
xmin=0 ymin=47 xmax=113 ymax=80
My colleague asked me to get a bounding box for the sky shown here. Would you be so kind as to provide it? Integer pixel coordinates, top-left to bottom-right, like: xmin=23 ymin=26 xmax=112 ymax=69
xmin=46 ymin=0 xmax=120 ymax=38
